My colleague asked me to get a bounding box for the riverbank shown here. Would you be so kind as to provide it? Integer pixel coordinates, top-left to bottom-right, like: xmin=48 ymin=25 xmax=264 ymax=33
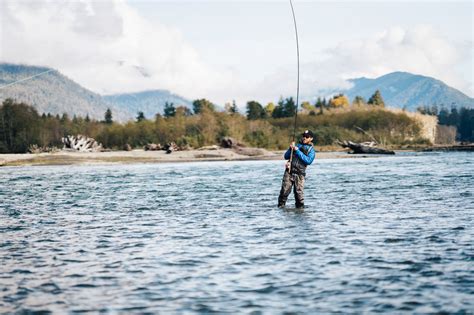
xmin=0 ymin=148 xmax=386 ymax=167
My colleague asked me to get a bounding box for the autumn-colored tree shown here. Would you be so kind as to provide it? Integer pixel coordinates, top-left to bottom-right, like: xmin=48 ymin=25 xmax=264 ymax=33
xmin=175 ymin=106 xmax=192 ymax=116
xmin=329 ymin=94 xmax=349 ymax=108
xmin=300 ymin=101 xmax=315 ymax=114
xmin=197 ymin=107 xmax=219 ymax=146
xmin=264 ymin=102 xmax=275 ymax=116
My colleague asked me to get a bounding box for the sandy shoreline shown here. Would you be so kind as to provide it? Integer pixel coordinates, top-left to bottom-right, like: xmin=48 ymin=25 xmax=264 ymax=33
xmin=0 ymin=148 xmax=390 ymax=167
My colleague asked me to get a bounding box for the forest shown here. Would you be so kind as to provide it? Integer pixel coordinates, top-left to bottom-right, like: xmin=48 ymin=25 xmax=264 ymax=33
xmin=0 ymin=90 xmax=471 ymax=153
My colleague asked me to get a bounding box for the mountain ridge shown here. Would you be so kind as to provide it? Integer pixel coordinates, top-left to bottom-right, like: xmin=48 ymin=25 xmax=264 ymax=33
xmin=1 ymin=63 xmax=472 ymax=121
xmin=344 ymin=71 xmax=473 ymax=110
xmin=103 ymin=89 xmax=192 ymax=120
xmin=0 ymin=63 xmax=131 ymax=121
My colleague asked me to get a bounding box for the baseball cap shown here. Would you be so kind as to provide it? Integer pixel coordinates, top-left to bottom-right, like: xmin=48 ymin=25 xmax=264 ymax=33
xmin=302 ymin=130 xmax=314 ymax=138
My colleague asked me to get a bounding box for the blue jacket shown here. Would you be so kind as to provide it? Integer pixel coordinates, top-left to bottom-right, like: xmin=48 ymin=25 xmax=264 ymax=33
xmin=284 ymin=142 xmax=315 ymax=175
xmin=284 ymin=143 xmax=316 ymax=165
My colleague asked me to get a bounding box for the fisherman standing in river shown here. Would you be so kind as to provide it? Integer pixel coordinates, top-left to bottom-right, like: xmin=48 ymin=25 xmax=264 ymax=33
xmin=278 ymin=130 xmax=316 ymax=208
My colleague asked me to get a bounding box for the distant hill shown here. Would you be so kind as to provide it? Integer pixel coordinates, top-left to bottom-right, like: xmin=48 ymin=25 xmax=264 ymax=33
xmin=345 ymin=72 xmax=473 ymax=110
xmin=103 ymin=90 xmax=192 ymax=120
xmin=3 ymin=63 xmax=472 ymax=120
xmin=0 ymin=63 xmax=192 ymax=121
xmin=0 ymin=63 xmax=129 ymax=121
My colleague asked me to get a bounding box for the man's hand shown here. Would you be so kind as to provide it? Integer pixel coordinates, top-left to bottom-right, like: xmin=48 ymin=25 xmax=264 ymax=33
xmin=290 ymin=141 xmax=298 ymax=150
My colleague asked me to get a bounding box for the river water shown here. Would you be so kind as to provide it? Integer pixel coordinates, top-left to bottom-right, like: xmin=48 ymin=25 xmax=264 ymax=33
xmin=0 ymin=152 xmax=473 ymax=313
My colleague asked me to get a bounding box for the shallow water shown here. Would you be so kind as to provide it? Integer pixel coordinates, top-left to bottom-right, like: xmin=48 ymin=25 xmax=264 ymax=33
xmin=0 ymin=152 xmax=473 ymax=313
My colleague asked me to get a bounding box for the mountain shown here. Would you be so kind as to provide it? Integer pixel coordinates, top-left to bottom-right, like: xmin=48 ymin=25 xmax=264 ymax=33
xmin=3 ymin=63 xmax=471 ymax=120
xmin=344 ymin=72 xmax=473 ymax=110
xmin=0 ymin=63 xmax=129 ymax=120
xmin=103 ymin=90 xmax=192 ymax=120
xmin=0 ymin=63 xmax=192 ymax=121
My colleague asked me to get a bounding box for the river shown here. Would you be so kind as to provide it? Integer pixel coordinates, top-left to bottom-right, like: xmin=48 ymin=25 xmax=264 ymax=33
xmin=0 ymin=152 xmax=472 ymax=313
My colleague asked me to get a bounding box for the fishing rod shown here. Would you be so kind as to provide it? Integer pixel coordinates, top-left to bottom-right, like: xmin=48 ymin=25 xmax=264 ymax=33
xmin=0 ymin=69 xmax=55 ymax=90
xmin=287 ymin=0 xmax=300 ymax=174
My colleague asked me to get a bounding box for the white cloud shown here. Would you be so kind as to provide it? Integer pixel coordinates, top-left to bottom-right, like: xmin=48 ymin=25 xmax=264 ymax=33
xmin=1 ymin=1 xmax=471 ymax=107
xmin=249 ymin=25 xmax=472 ymax=103
xmin=0 ymin=0 xmax=235 ymax=102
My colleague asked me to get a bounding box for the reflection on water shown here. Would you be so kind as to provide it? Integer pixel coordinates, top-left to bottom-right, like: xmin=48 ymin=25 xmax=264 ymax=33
xmin=0 ymin=152 xmax=473 ymax=313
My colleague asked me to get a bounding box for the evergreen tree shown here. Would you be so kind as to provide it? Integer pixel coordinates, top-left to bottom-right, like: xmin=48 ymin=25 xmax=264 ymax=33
xmin=60 ymin=113 xmax=69 ymax=123
xmin=104 ymin=108 xmax=113 ymax=124
xmin=314 ymin=97 xmax=322 ymax=108
xmin=284 ymin=97 xmax=297 ymax=117
xmin=164 ymin=102 xmax=176 ymax=117
xmin=272 ymin=97 xmax=296 ymax=118
xmin=314 ymin=97 xmax=325 ymax=114
xmin=0 ymin=99 xmax=41 ymax=153
xmin=246 ymin=101 xmax=265 ymax=120
xmin=230 ymin=100 xmax=238 ymax=114
xmin=367 ymin=90 xmax=385 ymax=107
xmin=192 ymin=99 xmax=215 ymax=114
xmin=438 ymin=108 xmax=449 ymax=125
xmin=448 ymin=107 xmax=459 ymax=126
xmin=272 ymin=98 xmax=286 ymax=118
xmin=85 ymin=114 xmax=90 ymax=123
xmin=458 ymin=107 xmax=474 ymax=141
xmin=322 ymin=98 xmax=328 ymax=109
xmin=136 ymin=111 xmax=146 ymax=122
xmin=352 ymin=96 xmax=366 ymax=106
xmin=317 ymin=98 xmax=325 ymax=115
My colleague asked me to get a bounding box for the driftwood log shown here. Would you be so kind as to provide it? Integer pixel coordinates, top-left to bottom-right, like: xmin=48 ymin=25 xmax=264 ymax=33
xmin=337 ymin=140 xmax=395 ymax=155
xmin=62 ymin=135 xmax=102 ymax=152
xmin=28 ymin=144 xmax=59 ymax=153
xmin=220 ymin=137 xmax=239 ymax=148
xmin=144 ymin=143 xmax=162 ymax=151
xmin=165 ymin=142 xmax=179 ymax=154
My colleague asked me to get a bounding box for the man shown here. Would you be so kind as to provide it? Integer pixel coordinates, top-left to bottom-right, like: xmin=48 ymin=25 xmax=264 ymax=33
xmin=278 ymin=130 xmax=316 ymax=208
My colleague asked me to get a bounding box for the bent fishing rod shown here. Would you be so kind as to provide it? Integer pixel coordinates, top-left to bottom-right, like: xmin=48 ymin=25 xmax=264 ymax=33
xmin=288 ymin=0 xmax=300 ymax=174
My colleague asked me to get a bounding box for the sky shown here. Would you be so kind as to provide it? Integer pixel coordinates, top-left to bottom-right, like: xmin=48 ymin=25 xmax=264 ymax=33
xmin=0 ymin=0 xmax=472 ymax=106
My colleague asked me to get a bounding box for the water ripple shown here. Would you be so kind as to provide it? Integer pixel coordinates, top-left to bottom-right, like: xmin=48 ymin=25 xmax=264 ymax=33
xmin=0 ymin=153 xmax=473 ymax=313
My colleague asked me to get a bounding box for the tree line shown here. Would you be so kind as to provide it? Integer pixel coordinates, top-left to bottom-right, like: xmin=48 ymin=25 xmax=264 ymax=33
xmin=0 ymin=93 xmax=428 ymax=153
xmin=417 ymin=105 xmax=474 ymax=142
xmin=245 ymin=90 xmax=385 ymax=120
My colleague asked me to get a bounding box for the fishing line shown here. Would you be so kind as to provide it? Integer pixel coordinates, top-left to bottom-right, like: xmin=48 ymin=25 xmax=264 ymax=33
xmin=0 ymin=69 xmax=55 ymax=90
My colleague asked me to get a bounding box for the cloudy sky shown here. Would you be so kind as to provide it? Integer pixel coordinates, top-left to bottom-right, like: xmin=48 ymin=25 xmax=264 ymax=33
xmin=1 ymin=0 xmax=472 ymax=106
